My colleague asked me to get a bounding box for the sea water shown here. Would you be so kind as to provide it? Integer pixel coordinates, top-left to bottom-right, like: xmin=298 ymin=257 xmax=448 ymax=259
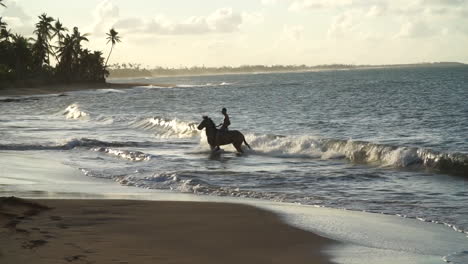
xmin=1 ymin=65 xmax=467 ymax=261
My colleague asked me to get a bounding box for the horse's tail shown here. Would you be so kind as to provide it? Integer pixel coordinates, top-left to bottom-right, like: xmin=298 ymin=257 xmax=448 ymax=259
xmin=243 ymin=138 xmax=251 ymax=149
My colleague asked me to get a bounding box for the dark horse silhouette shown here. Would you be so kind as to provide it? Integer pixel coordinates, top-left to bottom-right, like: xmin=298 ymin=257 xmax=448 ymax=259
xmin=197 ymin=116 xmax=251 ymax=153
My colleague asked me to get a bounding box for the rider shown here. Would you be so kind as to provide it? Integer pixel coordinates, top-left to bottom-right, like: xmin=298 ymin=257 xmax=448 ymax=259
xmin=215 ymin=108 xmax=230 ymax=150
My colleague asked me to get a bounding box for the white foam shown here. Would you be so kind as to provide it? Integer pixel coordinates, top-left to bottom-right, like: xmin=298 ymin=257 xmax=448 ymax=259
xmin=134 ymin=85 xmax=175 ymax=89
xmin=65 ymin=88 xmax=126 ymax=95
xmin=244 ymin=134 xmax=323 ymax=158
xmin=134 ymin=117 xmax=200 ymax=138
xmin=63 ymin=104 xmax=89 ymax=120
xmin=226 ymin=133 xmax=468 ymax=174
xmin=176 ymin=82 xmax=232 ymax=88
xmin=92 ymin=147 xmax=152 ymax=161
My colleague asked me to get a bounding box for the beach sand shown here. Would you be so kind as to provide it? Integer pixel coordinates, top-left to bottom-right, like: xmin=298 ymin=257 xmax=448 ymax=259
xmin=0 ymin=197 xmax=333 ymax=264
xmin=0 ymin=82 xmax=171 ymax=97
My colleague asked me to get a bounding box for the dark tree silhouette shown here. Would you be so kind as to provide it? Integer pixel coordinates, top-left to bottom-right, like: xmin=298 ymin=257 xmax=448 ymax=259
xmin=0 ymin=9 xmax=115 ymax=87
xmin=105 ymin=28 xmax=121 ymax=67
xmin=33 ymin=13 xmax=55 ymax=66
xmin=52 ymin=19 xmax=68 ymax=61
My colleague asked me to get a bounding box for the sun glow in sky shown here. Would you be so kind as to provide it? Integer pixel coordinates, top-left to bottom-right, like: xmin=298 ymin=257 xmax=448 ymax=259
xmin=2 ymin=0 xmax=468 ymax=67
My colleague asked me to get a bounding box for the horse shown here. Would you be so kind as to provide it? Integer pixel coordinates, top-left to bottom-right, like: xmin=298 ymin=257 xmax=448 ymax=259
xmin=197 ymin=116 xmax=251 ymax=153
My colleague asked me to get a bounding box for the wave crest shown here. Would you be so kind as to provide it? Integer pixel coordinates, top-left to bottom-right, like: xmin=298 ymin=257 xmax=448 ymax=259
xmin=243 ymin=134 xmax=468 ymax=175
xmin=63 ymin=104 xmax=89 ymax=120
xmin=134 ymin=117 xmax=200 ymax=138
xmin=0 ymin=138 xmax=138 ymax=151
xmin=92 ymin=147 xmax=152 ymax=161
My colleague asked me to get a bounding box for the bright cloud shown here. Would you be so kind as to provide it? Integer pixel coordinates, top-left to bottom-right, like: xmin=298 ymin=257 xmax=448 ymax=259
xmin=0 ymin=0 xmax=33 ymax=35
xmin=112 ymin=8 xmax=243 ymax=36
xmin=91 ymin=0 xmax=119 ymax=35
xmin=2 ymin=0 xmax=467 ymax=66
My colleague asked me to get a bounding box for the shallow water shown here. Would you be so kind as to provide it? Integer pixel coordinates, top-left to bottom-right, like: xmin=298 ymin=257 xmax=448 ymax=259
xmin=1 ymin=65 xmax=467 ymax=241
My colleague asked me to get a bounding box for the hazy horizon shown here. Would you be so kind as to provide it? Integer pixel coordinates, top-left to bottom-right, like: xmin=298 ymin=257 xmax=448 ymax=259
xmin=2 ymin=0 xmax=468 ymax=67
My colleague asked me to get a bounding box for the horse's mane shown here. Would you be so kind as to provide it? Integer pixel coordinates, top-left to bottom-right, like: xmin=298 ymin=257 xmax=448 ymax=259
xmin=203 ymin=116 xmax=216 ymax=128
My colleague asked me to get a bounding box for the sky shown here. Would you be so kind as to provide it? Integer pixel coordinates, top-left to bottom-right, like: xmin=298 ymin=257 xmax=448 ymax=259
xmin=1 ymin=0 xmax=468 ymax=67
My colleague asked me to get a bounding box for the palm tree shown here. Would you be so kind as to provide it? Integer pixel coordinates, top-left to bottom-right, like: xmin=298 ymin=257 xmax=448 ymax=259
xmin=57 ymin=34 xmax=74 ymax=76
xmin=0 ymin=17 xmax=7 ymax=31
xmin=31 ymin=34 xmax=49 ymax=68
xmin=70 ymin=27 xmax=88 ymax=62
xmin=53 ymin=19 xmax=68 ymax=43
xmin=33 ymin=13 xmax=55 ymax=65
xmin=71 ymin=27 xmax=89 ymax=47
xmin=12 ymin=34 xmax=33 ymax=79
xmin=105 ymin=28 xmax=121 ymax=67
xmin=35 ymin=13 xmax=55 ymax=39
xmin=52 ymin=19 xmax=68 ymax=61
xmin=56 ymin=27 xmax=89 ymax=81
xmin=0 ymin=19 xmax=9 ymax=42
xmin=1 ymin=28 xmax=12 ymax=41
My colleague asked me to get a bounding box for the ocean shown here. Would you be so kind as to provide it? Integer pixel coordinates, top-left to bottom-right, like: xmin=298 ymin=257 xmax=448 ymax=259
xmin=1 ymin=65 xmax=467 ymax=245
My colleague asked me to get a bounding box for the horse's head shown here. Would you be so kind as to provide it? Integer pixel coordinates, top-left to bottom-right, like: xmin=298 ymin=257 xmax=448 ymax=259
xmin=197 ymin=116 xmax=214 ymax=130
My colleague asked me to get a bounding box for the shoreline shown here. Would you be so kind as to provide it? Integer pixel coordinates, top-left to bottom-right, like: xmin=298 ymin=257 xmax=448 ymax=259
xmin=1 ymin=151 xmax=467 ymax=264
xmin=0 ymin=197 xmax=333 ymax=264
xmin=0 ymin=82 xmax=172 ymax=97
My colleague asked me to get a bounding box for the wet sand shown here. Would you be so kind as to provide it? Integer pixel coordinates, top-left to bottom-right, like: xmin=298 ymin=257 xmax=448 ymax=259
xmin=0 ymin=197 xmax=333 ymax=264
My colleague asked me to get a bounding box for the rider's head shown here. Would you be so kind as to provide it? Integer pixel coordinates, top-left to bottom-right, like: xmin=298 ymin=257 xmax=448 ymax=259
xmin=221 ymin=108 xmax=227 ymax=114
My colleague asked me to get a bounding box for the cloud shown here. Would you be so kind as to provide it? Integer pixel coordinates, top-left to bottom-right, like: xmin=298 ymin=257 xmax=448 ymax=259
xmin=91 ymin=0 xmax=120 ymax=35
xmin=261 ymin=0 xmax=279 ymax=5
xmin=113 ymin=8 xmax=244 ymax=36
xmin=288 ymin=0 xmax=355 ymax=11
xmin=0 ymin=0 xmax=33 ymax=35
xmin=113 ymin=17 xmax=144 ymax=30
xmin=206 ymin=8 xmax=242 ymax=32
xmin=366 ymin=4 xmax=388 ymax=17
xmin=283 ymin=25 xmax=304 ymax=40
xmin=421 ymin=0 xmax=468 ymax=6
xmin=395 ymin=20 xmax=436 ymax=38
xmin=241 ymin=11 xmax=265 ymax=26
xmin=327 ymin=11 xmax=359 ymax=38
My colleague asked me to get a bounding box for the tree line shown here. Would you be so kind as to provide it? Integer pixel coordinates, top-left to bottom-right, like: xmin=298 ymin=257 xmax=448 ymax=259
xmin=108 ymin=63 xmax=359 ymax=78
xmin=0 ymin=1 xmax=121 ymax=87
xmin=108 ymin=62 xmax=465 ymax=78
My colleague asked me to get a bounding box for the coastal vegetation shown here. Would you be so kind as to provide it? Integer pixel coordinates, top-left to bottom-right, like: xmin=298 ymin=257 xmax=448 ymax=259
xmin=0 ymin=2 xmax=120 ymax=88
xmin=108 ymin=62 xmax=465 ymax=78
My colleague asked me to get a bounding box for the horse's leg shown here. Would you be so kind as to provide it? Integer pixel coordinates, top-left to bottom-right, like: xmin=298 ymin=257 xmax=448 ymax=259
xmin=233 ymin=142 xmax=244 ymax=153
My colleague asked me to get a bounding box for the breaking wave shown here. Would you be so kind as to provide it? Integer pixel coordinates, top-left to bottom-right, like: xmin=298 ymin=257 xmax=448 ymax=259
xmin=81 ymin=169 xmax=289 ymax=202
xmin=133 ymin=117 xmax=200 ymax=138
xmin=63 ymin=103 xmax=89 ymax=120
xmin=91 ymin=147 xmax=153 ymax=161
xmin=0 ymin=138 xmax=140 ymax=151
xmin=243 ymin=134 xmax=468 ymax=176
xmin=176 ymin=82 xmax=233 ymax=88
xmin=65 ymin=88 xmax=126 ymax=95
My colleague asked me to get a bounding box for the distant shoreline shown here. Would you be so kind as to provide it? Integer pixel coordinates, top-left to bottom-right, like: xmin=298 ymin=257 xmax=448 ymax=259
xmin=109 ymin=62 xmax=466 ymax=79
xmin=1 ymin=62 xmax=465 ymax=97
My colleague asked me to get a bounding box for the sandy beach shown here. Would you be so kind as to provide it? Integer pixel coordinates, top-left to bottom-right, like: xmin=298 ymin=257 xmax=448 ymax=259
xmin=0 ymin=197 xmax=332 ymax=264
